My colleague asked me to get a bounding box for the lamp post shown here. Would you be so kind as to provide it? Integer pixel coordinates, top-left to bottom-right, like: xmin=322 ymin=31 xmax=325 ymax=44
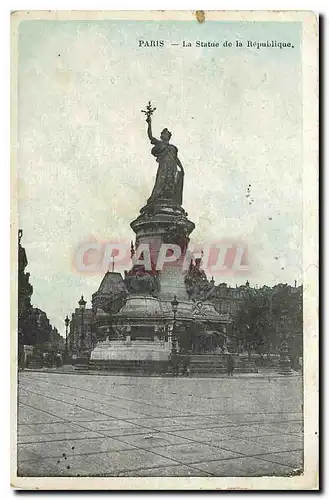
xmin=64 ymin=315 xmax=70 ymax=363
xmin=171 ymin=295 xmax=179 ymax=354
xmin=75 ymin=295 xmax=89 ymax=370
xmin=78 ymin=295 xmax=87 ymax=352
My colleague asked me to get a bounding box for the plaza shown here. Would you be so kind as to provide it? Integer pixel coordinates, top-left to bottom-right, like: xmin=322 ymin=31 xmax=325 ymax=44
xmin=17 ymin=371 xmax=303 ymax=477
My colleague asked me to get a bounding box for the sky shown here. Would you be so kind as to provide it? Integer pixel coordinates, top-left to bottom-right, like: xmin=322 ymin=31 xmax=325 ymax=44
xmin=17 ymin=19 xmax=302 ymax=334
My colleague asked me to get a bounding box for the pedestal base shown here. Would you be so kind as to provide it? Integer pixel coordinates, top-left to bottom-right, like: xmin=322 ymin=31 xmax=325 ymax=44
xmin=89 ymin=339 xmax=171 ymax=373
xmin=91 ymin=339 xmax=171 ymax=361
xmin=278 ymin=363 xmax=293 ymax=375
xmin=74 ymin=350 xmax=90 ymax=371
xmin=277 ymin=354 xmax=293 ymax=375
xmin=74 ymin=359 xmax=89 ymax=371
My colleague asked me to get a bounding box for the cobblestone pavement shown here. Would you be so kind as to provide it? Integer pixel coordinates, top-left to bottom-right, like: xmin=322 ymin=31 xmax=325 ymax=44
xmin=17 ymin=371 xmax=303 ymax=477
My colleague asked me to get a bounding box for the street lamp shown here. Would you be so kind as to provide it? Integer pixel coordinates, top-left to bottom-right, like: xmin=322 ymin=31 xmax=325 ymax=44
xmin=64 ymin=315 xmax=70 ymax=363
xmin=78 ymin=295 xmax=87 ymax=352
xmin=171 ymin=295 xmax=179 ymax=354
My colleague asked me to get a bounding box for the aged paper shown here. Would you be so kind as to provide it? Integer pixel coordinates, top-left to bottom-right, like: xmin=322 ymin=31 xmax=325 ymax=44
xmin=11 ymin=10 xmax=318 ymax=490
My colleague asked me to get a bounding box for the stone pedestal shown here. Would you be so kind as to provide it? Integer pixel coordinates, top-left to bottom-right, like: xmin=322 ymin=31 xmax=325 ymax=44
xmin=116 ymin=295 xmax=162 ymax=325
xmin=89 ymin=337 xmax=171 ymax=374
xmin=158 ymin=262 xmax=189 ymax=301
xmin=90 ymin=179 xmax=232 ymax=371
xmin=91 ymin=338 xmax=171 ymax=362
xmin=130 ymin=202 xmax=195 ymax=308
xmin=131 ymin=204 xmax=194 ymax=270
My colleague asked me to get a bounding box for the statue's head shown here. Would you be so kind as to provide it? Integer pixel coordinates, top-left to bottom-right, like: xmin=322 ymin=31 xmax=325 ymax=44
xmin=160 ymin=128 xmax=172 ymax=143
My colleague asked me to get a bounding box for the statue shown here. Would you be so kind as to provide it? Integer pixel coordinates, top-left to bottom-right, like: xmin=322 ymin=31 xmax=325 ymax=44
xmin=185 ymin=258 xmax=217 ymax=302
xmin=141 ymin=101 xmax=185 ymax=207
xmin=124 ymin=264 xmax=160 ymax=296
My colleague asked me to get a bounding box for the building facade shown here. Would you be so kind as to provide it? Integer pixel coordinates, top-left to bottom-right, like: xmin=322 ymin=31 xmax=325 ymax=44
xmin=18 ymin=230 xmax=65 ymax=366
xmin=67 ymin=308 xmax=95 ymax=357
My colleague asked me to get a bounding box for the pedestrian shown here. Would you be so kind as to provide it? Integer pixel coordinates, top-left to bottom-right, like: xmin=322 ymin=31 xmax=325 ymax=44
xmin=44 ymin=352 xmax=51 ymax=368
xmin=227 ymin=354 xmax=235 ymax=377
xmin=169 ymin=350 xmax=180 ymax=376
xmin=181 ymin=349 xmax=191 ymax=377
xmin=55 ymin=352 xmax=62 ymax=368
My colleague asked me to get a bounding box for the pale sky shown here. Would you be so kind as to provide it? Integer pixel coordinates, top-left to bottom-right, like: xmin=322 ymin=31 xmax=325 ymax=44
xmin=17 ymin=20 xmax=302 ymax=334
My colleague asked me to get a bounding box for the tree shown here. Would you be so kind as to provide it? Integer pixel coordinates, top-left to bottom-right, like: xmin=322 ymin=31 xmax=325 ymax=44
xmin=234 ymin=288 xmax=272 ymax=349
xmin=271 ymin=285 xmax=303 ymax=358
xmin=234 ymin=284 xmax=303 ymax=357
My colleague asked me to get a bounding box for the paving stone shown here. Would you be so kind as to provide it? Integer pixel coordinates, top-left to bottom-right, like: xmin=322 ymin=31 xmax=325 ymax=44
xmin=18 ymin=436 xmax=135 ymax=461
xmin=80 ymin=420 xmax=146 ymax=432
xmin=151 ymin=443 xmax=239 ymax=464
xmin=218 ymin=424 xmax=293 ymax=439
xmin=18 ymin=457 xmax=63 ymax=477
xmin=19 ymin=449 xmax=179 ymax=477
xmin=113 ymin=432 xmax=192 ymax=449
xmin=17 ymin=372 xmax=303 ymax=477
xmin=262 ymin=422 xmax=303 ymax=436
xmin=18 ymin=405 xmax=59 ymax=424
xmin=170 ymin=428 xmax=232 ymax=442
xmin=100 ymin=427 xmax=162 ymax=438
xmin=206 ymin=435 xmax=303 ymax=456
xmin=17 ymin=425 xmax=37 ymax=436
xmin=223 ymin=413 xmax=300 ymax=426
xmin=254 ymin=450 xmax=304 ymax=469
xmin=20 ymin=422 xmax=82 ymax=435
xmin=113 ymin=417 xmax=178 ymax=429
xmin=247 ymin=434 xmax=303 ymax=450
xmin=190 ymin=456 xmax=296 ymax=476
xmin=117 ymin=464 xmax=212 ymax=477
xmin=18 ymin=430 xmax=101 ymax=444
xmin=79 ymin=449 xmax=180 ymax=475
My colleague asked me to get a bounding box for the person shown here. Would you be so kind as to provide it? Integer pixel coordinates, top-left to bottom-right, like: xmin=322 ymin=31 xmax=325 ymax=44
xmin=55 ymin=352 xmax=62 ymax=368
xmin=44 ymin=352 xmax=52 ymax=368
xmin=169 ymin=350 xmax=180 ymax=376
xmin=181 ymin=349 xmax=191 ymax=377
xmin=227 ymin=354 xmax=235 ymax=377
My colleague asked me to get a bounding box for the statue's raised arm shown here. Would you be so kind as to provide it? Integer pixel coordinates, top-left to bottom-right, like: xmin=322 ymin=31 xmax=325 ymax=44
xmin=146 ymin=115 xmax=157 ymax=144
xmin=141 ymin=101 xmax=158 ymax=144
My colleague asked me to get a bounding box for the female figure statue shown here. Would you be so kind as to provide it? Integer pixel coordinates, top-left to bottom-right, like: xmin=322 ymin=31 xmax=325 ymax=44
xmin=144 ymin=110 xmax=185 ymax=207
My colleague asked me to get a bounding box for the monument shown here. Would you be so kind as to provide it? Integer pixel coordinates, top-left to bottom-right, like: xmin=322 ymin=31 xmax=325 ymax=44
xmin=90 ymin=103 xmax=233 ymax=372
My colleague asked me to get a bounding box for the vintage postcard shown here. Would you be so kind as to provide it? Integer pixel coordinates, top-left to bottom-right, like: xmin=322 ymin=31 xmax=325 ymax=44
xmin=11 ymin=10 xmax=318 ymax=490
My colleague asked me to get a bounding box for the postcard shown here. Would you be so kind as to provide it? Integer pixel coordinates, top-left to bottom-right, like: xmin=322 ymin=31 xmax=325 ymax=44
xmin=11 ymin=10 xmax=318 ymax=490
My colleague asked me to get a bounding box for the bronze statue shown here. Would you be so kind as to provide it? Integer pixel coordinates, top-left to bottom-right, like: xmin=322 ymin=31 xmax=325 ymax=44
xmin=141 ymin=102 xmax=184 ymax=206
xmin=124 ymin=264 xmax=160 ymax=296
xmin=185 ymin=258 xmax=216 ymax=302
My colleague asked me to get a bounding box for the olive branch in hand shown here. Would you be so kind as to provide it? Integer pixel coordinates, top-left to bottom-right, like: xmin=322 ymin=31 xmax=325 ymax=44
xmin=141 ymin=101 xmax=156 ymax=120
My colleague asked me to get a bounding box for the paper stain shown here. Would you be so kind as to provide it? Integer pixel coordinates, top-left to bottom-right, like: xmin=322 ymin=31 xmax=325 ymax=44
xmin=195 ymin=10 xmax=205 ymax=23
xmin=55 ymin=67 xmax=72 ymax=87
xmin=55 ymin=55 xmax=72 ymax=88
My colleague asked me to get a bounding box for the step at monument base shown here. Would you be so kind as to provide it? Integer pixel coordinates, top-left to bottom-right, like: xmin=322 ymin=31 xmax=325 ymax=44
xmin=188 ymin=354 xmax=258 ymax=374
xmin=88 ymin=351 xmax=258 ymax=375
xmin=89 ymin=359 xmax=169 ymax=374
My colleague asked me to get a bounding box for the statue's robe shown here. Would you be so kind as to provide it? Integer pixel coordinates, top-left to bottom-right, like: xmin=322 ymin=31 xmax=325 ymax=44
xmin=148 ymin=138 xmax=184 ymax=206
